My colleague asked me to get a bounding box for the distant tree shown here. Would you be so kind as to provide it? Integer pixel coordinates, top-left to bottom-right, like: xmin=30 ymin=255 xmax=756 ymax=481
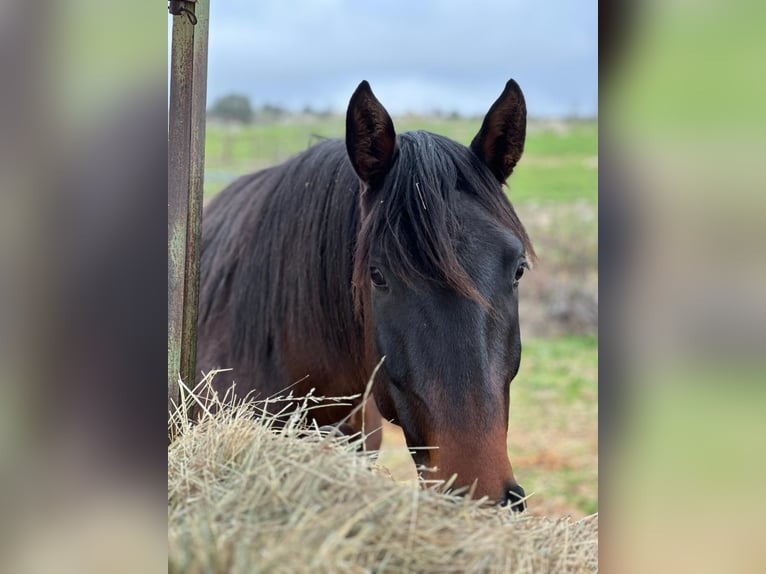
xmin=208 ymin=94 xmax=253 ymax=124
xmin=259 ymin=104 xmax=287 ymax=119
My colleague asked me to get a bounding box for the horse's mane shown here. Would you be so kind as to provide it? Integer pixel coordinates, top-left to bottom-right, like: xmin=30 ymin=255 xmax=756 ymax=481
xmin=198 ymin=130 xmax=533 ymax=373
xmin=199 ymin=139 xmax=363 ymax=373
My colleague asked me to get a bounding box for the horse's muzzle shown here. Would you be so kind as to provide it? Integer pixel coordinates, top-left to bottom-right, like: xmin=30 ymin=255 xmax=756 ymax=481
xmin=502 ymin=483 xmax=527 ymax=512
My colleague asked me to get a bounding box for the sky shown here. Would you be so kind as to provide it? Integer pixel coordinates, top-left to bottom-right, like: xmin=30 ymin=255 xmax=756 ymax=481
xmin=174 ymin=0 xmax=597 ymax=118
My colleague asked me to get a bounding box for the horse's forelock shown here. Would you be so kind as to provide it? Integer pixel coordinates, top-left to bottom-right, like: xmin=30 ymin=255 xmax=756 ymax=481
xmin=352 ymin=131 xmax=534 ymax=317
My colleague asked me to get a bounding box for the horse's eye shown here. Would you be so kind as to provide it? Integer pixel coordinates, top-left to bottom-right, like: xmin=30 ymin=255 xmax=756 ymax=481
xmin=513 ymin=261 xmax=529 ymax=286
xmin=370 ymin=266 xmax=388 ymax=289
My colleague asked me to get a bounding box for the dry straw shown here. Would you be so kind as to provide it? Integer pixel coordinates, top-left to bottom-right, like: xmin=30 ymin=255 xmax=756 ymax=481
xmin=168 ymin=372 xmax=598 ymax=573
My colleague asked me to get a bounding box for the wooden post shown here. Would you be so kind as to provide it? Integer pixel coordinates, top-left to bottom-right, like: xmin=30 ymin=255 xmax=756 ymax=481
xmin=168 ymin=0 xmax=209 ymax=419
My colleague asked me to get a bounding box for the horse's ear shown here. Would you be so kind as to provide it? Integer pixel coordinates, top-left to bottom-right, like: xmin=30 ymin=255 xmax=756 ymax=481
xmin=471 ymin=79 xmax=527 ymax=184
xmin=346 ymin=81 xmax=397 ymax=188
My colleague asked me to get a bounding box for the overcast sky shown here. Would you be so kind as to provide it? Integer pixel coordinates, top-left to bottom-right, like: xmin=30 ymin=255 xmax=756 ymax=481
xmin=177 ymin=0 xmax=597 ymax=118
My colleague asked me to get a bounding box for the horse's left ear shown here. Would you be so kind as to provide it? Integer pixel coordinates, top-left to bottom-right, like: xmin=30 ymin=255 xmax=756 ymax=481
xmin=346 ymin=81 xmax=397 ymax=189
xmin=471 ymin=79 xmax=527 ymax=184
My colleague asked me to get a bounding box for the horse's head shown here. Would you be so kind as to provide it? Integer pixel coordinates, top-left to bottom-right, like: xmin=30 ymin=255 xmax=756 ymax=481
xmin=346 ymin=81 xmax=534 ymax=510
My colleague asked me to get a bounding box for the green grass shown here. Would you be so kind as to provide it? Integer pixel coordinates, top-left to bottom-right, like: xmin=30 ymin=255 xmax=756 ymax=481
xmin=509 ymin=336 xmax=598 ymax=516
xmin=203 ymin=117 xmax=597 ymax=203
xmin=519 ymin=336 xmax=598 ymax=396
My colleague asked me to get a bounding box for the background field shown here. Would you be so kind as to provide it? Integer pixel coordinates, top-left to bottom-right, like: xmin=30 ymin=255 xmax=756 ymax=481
xmin=203 ymin=116 xmax=598 ymax=517
xmin=204 ymin=117 xmax=597 ymax=203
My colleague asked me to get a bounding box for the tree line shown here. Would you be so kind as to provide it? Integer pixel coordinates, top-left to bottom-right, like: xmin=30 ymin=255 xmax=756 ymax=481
xmin=208 ymin=94 xmax=335 ymax=124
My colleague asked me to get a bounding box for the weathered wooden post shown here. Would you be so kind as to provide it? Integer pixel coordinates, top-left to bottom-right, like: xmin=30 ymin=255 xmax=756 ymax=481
xmin=168 ymin=0 xmax=209 ymax=418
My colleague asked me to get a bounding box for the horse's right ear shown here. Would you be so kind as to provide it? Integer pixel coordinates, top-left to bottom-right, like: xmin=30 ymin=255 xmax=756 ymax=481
xmin=346 ymin=81 xmax=397 ymax=188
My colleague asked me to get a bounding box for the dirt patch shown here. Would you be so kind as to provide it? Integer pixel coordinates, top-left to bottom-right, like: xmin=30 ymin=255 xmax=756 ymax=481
xmin=516 ymin=201 xmax=598 ymax=338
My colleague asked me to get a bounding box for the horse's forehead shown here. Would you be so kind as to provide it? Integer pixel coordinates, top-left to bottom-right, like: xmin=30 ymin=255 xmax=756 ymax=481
xmin=453 ymin=193 xmax=524 ymax=255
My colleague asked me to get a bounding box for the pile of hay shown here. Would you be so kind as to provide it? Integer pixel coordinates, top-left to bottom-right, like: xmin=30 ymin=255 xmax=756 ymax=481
xmin=168 ymin=389 xmax=597 ymax=573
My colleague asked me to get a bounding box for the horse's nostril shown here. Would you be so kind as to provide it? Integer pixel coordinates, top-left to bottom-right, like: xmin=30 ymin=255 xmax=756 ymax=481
xmin=502 ymin=484 xmax=527 ymax=512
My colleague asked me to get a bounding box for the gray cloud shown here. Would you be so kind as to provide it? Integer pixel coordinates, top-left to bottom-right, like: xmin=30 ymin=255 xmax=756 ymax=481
xmin=197 ymin=0 xmax=597 ymax=117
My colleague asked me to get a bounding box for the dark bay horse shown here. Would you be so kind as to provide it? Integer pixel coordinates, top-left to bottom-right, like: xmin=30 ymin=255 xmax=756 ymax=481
xmin=197 ymin=80 xmax=534 ymax=510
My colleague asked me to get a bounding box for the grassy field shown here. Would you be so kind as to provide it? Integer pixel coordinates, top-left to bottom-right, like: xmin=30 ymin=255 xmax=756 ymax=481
xmin=199 ymin=115 xmax=598 ymax=518
xmin=203 ymin=116 xmax=597 ymax=204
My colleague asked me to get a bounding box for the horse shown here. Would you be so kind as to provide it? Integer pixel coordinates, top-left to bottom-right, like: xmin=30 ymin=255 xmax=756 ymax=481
xmin=196 ymin=80 xmax=535 ymax=510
